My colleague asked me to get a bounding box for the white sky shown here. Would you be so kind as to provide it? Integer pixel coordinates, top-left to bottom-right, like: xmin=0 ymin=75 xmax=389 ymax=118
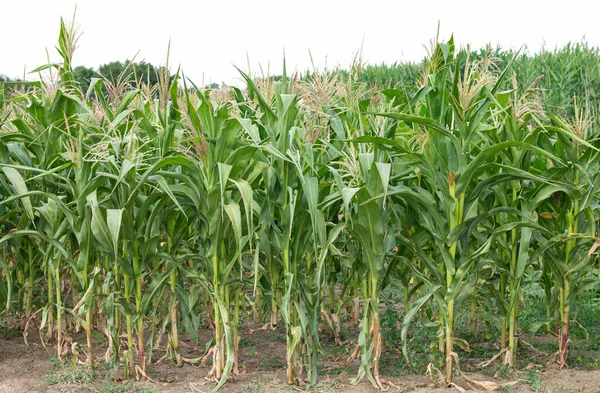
xmin=2 ymin=0 xmax=600 ymax=86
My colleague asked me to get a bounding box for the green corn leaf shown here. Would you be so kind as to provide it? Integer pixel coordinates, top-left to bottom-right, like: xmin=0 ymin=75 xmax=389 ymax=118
xmin=2 ymin=167 xmax=33 ymax=220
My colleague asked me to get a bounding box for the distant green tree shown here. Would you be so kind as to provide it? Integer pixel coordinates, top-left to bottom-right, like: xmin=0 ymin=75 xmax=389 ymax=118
xmin=69 ymin=61 xmax=167 ymax=96
xmin=98 ymin=60 xmax=161 ymax=86
xmin=73 ymin=65 xmax=95 ymax=93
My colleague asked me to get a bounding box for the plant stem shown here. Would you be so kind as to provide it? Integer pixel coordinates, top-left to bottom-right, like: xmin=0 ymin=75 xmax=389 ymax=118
xmin=55 ymin=262 xmax=62 ymax=360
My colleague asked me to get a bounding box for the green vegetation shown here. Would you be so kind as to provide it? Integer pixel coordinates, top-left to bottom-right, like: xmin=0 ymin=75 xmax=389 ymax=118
xmin=98 ymin=382 xmax=154 ymax=393
xmin=45 ymin=356 xmax=95 ymax=385
xmin=1 ymin=18 xmax=600 ymax=393
xmin=73 ymin=60 xmax=166 ymax=95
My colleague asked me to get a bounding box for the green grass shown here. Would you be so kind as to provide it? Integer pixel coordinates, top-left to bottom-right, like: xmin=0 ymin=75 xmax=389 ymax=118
xmin=45 ymin=355 xmax=154 ymax=392
xmin=0 ymin=323 xmax=21 ymax=339
xmin=98 ymin=381 xmax=153 ymax=393
xmin=260 ymin=357 xmax=285 ymax=369
xmin=45 ymin=356 xmax=95 ymax=386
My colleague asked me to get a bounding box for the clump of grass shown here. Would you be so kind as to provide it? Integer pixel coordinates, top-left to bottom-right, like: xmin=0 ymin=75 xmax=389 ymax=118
xmin=45 ymin=356 xmax=94 ymax=385
xmin=0 ymin=325 xmax=20 ymax=339
xmin=261 ymin=357 xmax=285 ymax=369
xmin=98 ymin=381 xmax=154 ymax=393
xmin=241 ymin=376 xmax=268 ymax=393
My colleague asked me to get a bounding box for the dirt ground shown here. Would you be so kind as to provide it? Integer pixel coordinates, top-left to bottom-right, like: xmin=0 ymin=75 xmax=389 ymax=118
xmin=1 ymin=328 xmax=599 ymax=393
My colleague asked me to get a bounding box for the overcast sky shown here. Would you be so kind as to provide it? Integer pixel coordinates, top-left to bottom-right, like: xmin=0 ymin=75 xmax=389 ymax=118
xmin=2 ymin=0 xmax=600 ymax=86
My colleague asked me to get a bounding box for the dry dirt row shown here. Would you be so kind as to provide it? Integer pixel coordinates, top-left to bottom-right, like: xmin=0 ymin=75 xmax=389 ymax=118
xmin=1 ymin=330 xmax=599 ymax=393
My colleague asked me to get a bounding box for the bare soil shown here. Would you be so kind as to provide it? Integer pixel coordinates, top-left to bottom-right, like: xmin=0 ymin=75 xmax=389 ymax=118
xmin=1 ymin=328 xmax=599 ymax=393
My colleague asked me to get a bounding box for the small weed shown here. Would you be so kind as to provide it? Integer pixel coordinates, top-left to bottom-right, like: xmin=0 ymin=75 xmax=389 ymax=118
xmin=494 ymin=363 xmax=516 ymax=380
xmin=380 ymin=354 xmax=410 ymax=377
xmin=92 ymin=330 xmax=107 ymax=345
xmin=45 ymin=356 xmax=94 ymax=385
xmin=261 ymin=357 xmax=285 ymax=369
xmin=321 ymin=365 xmax=353 ymax=376
xmin=241 ymin=376 xmax=267 ymax=393
xmin=325 ymin=344 xmax=347 ymax=356
xmin=239 ymin=335 xmax=253 ymax=348
xmin=534 ymin=339 xmax=557 ymax=355
xmin=0 ymin=325 xmax=20 ymax=339
xmin=98 ymin=381 xmax=153 ymax=393
xmin=496 ymin=385 xmax=515 ymax=393
xmin=525 ymin=368 xmax=542 ymax=391
xmin=381 ymin=302 xmax=438 ymax=375
xmin=568 ymin=351 xmax=600 ymax=370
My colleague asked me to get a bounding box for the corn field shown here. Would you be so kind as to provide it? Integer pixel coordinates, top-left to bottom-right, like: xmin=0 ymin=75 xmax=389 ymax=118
xmin=1 ymin=20 xmax=600 ymax=392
